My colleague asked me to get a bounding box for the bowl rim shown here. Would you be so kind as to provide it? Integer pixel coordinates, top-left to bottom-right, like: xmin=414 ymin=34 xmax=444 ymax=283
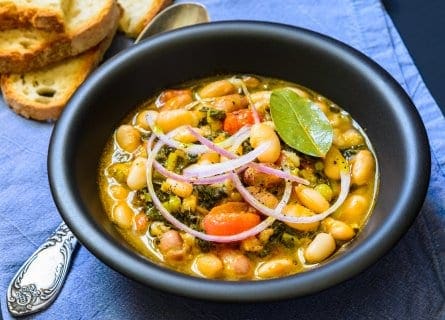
xmin=48 ymin=20 xmax=431 ymax=301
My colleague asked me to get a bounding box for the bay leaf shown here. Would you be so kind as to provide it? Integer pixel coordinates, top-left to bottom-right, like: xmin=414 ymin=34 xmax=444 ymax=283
xmin=270 ymin=88 xmax=333 ymax=157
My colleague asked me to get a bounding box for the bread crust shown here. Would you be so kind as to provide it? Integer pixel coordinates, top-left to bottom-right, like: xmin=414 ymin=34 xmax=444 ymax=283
xmin=0 ymin=16 xmax=118 ymax=121
xmin=0 ymin=0 xmax=120 ymax=74
xmin=117 ymin=0 xmax=172 ymax=37
xmin=0 ymin=2 xmax=65 ymax=32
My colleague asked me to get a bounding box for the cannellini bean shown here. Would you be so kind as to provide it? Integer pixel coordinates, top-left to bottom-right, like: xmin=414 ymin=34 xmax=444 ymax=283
xmin=135 ymin=110 xmax=151 ymax=130
xmin=250 ymin=91 xmax=271 ymax=113
xmin=158 ymin=230 xmax=187 ymax=261
xmin=321 ymin=217 xmax=355 ymax=241
xmin=199 ymin=79 xmax=235 ymax=98
xmin=212 ymin=94 xmax=248 ymax=113
xmin=283 ymin=203 xmax=320 ymax=232
xmin=157 ymin=89 xmax=192 ymax=106
xmin=250 ymin=123 xmax=281 ymax=163
xmin=198 ymin=152 xmax=220 ymax=165
xmin=351 ymin=150 xmax=375 ymax=186
xmin=173 ymin=127 xmax=203 ymax=143
xmin=335 ymin=128 xmax=364 ymax=149
xmin=323 ymin=146 xmax=344 ymax=180
xmin=160 ymin=92 xmax=193 ymax=111
xmin=195 ymin=254 xmax=223 ymax=278
xmin=241 ymin=76 xmax=260 ymax=88
xmin=246 ymin=186 xmax=278 ymax=209
xmin=112 ymin=203 xmax=134 ymax=229
xmin=257 ymin=258 xmax=293 ymax=279
xmin=329 ymin=112 xmax=351 ymax=130
xmin=116 ymin=124 xmax=141 ymax=152
xmin=220 ymin=249 xmax=252 ymax=278
xmin=156 ymin=109 xmax=199 ymax=132
xmin=126 ymin=157 xmax=147 ymax=190
xmin=164 ymin=178 xmax=193 ymax=198
xmin=159 ymin=230 xmax=183 ymax=252
xmin=243 ymin=165 xmax=283 ymax=188
xmin=304 ymin=233 xmax=336 ymax=264
xmin=295 ymin=185 xmax=330 ymax=213
xmin=337 ymin=194 xmax=369 ymax=225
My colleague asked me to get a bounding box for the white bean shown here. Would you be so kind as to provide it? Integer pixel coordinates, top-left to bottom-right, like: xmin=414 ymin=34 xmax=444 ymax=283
xmin=112 ymin=203 xmax=134 ymax=229
xmin=250 ymin=123 xmax=281 ymax=163
xmin=164 ymin=178 xmax=193 ymax=198
xmin=126 ymin=157 xmax=147 ymax=190
xmin=304 ymin=233 xmax=336 ymax=264
xmin=195 ymin=253 xmax=223 ymax=278
xmin=256 ymin=258 xmax=293 ymax=279
xmin=156 ymin=109 xmax=199 ymax=132
xmin=351 ymin=150 xmax=375 ymax=185
xmin=116 ymin=125 xmax=141 ymax=152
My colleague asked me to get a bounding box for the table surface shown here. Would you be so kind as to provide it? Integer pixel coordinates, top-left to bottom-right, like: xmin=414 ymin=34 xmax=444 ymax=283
xmin=384 ymin=0 xmax=445 ymax=116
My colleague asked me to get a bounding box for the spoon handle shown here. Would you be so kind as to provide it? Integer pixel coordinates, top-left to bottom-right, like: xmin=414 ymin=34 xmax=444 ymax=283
xmin=7 ymin=222 xmax=78 ymax=317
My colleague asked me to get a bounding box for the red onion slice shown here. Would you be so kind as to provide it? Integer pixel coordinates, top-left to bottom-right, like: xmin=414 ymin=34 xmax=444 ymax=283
xmin=182 ymin=141 xmax=271 ymax=179
xmin=153 ymin=160 xmax=235 ymax=185
xmin=186 ymin=126 xmax=309 ymax=185
xmin=232 ymin=170 xmax=351 ymax=224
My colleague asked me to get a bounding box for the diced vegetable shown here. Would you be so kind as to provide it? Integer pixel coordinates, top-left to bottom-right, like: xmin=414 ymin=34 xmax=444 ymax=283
xmin=223 ymin=109 xmax=255 ymax=135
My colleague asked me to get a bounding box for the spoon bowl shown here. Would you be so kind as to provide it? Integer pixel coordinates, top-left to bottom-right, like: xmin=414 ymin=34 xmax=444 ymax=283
xmin=135 ymin=2 xmax=210 ymax=43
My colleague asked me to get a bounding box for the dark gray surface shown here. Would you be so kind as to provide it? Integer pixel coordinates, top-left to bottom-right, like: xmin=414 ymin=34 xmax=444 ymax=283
xmin=384 ymin=0 xmax=445 ymax=116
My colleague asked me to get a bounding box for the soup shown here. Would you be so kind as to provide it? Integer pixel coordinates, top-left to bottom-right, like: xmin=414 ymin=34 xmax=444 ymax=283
xmin=98 ymin=75 xmax=378 ymax=280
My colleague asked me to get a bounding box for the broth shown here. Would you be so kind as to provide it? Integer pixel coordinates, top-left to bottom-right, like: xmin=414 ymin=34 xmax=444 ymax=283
xmin=98 ymin=75 xmax=378 ymax=280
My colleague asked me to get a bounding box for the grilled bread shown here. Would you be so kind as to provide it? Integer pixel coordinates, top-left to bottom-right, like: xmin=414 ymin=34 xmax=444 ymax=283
xmin=0 ymin=27 xmax=117 ymax=121
xmin=0 ymin=0 xmax=71 ymax=32
xmin=0 ymin=0 xmax=120 ymax=74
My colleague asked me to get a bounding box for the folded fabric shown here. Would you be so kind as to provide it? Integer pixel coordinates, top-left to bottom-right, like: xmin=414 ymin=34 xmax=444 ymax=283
xmin=0 ymin=0 xmax=444 ymax=319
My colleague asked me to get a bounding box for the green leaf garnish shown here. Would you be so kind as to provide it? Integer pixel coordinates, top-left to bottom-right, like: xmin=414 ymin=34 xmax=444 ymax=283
xmin=270 ymin=88 xmax=333 ymax=157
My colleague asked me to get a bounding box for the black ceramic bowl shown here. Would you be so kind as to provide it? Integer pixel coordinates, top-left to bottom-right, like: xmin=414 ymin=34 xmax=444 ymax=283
xmin=48 ymin=21 xmax=430 ymax=301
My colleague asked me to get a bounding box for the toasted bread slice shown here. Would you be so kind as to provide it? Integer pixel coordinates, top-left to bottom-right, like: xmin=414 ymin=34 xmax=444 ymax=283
xmin=0 ymin=0 xmax=120 ymax=74
xmin=1 ymin=27 xmax=116 ymax=121
xmin=117 ymin=0 xmax=171 ymax=38
xmin=0 ymin=0 xmax=71 ymax=32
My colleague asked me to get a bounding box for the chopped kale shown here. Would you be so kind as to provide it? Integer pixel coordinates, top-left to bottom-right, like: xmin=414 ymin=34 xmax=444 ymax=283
xmin=155 ymin=145 xmax=175 ymax=165
xmin=257 ymin=221 xmax=302 ymax=257
xmin=146 ymin=206 xmax=164 ymax=221
xmin=197 ymin=238 xmax=215 ymax=253
xmin=241 ymin=140 xmax=254 ymax=154
xmin=194 ymin=185 xmax=227 ymax=210
xmin=208 ymin=108 xmax=226 ymax=121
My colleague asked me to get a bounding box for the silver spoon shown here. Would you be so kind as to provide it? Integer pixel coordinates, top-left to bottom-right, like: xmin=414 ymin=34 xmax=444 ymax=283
xmin=6 ymin=2 xmax=210 ymax=317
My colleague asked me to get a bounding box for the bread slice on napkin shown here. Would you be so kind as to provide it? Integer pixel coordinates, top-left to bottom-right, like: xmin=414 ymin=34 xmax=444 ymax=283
xmin=0 ymin=28 xmax=116 ymax=121
xmin=0 ymin=0 xmax=71 ymax=32
xmin=117 ymin=0 xmax=172 ymax=38
xmin=0 ymin=0 xmax=120 ymax=74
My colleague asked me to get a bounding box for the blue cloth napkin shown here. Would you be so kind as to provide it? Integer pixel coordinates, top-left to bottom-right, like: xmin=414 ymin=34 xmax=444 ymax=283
xmin=1 ymin=1 xmax=444 ymax=319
